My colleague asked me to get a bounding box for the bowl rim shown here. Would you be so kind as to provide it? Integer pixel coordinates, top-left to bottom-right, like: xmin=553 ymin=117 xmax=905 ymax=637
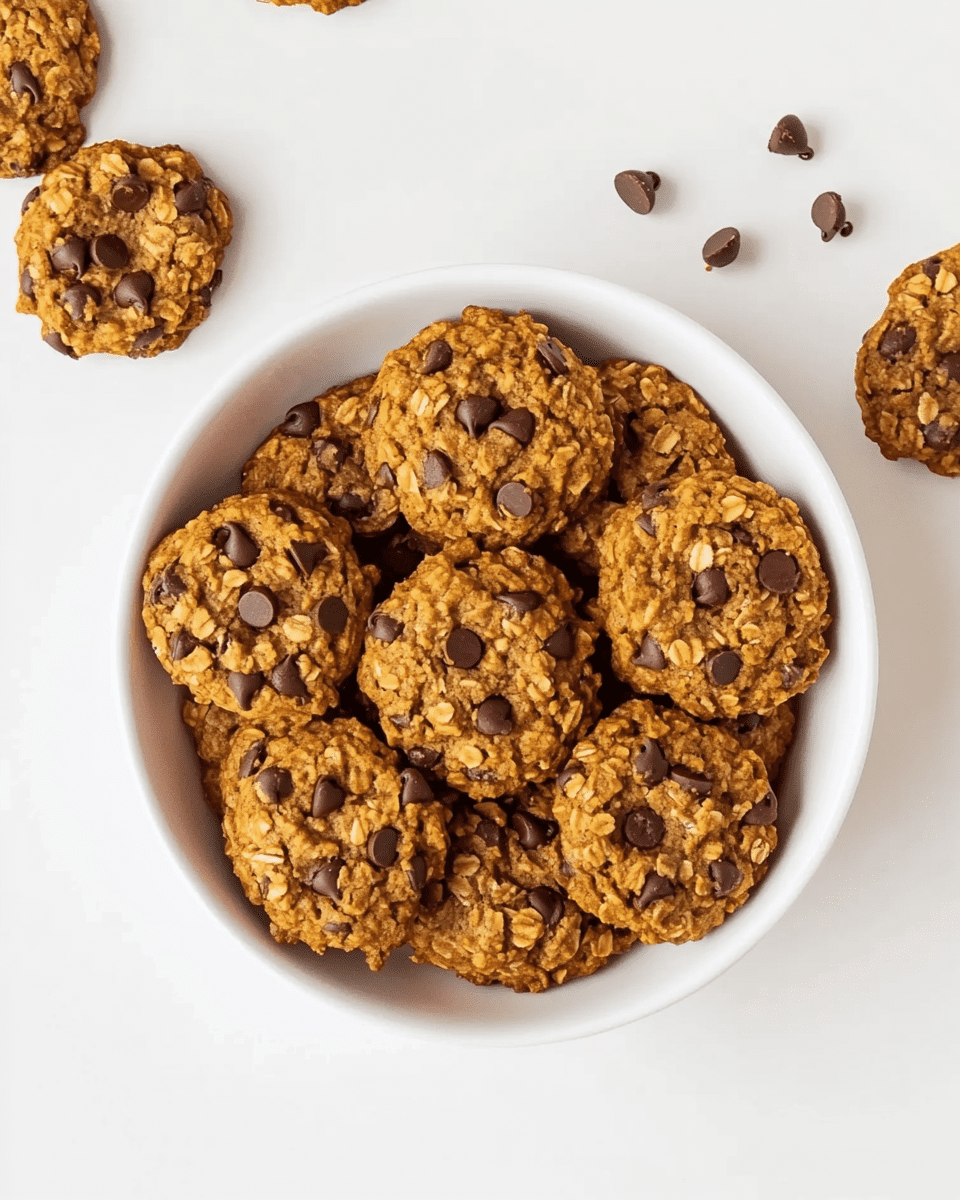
xmin=116 ymin=262 xmax=878 ymax=1045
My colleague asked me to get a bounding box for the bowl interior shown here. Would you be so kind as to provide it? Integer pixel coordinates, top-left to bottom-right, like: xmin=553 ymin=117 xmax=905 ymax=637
xmin=121 ymin=265 xmax=877 ymax=1045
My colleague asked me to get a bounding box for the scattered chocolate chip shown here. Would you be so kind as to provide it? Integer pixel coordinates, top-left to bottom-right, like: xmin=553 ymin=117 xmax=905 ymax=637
xmin=111 ymin=175 xmax=150 ymax=213
xmin=528 ymin=885 xmax=564 ymax=927
xmin=60 ymin=283 xmax=100 ymax=320
xmin=557 ymin=765 xmax=584 ymax=792
xmin=19 ymin=268 xmax=34 ymax=298
xmin=543 ymin=624 xmax=575 ymax=659
xmin=446 ymin=627 xmax=484 ymax=669
xmin=174 ymin=178 xmax=208 ymax=215
xmin=922 ymin=417 xmax=960 ymax=450
xmin=702 ymin=227 xmax=741 ymax=269
xmin=323 ymin=921 xmax=351 ymax=934
xmin=269 ymin=501 xmax=297 ymax=523
xmin=170 ymin=629 xmax=199 ymax=661
xmin=878 ymin=323 xmax=916 ymax=361
xmin=636 ymin=512 xmax=656 ymax=536
xmin=309 ymin=858 xmax=344 ymax=901
xmin=624 ymin=807 xmax=666 ymax=850
xmin=811 ymin=191 xmax=852 ymax=241
xmin=730 ymin=523 xmax=754 ymax=547
xmin=407 ymin=855 xmax=427 ymax=892
xmin=238 ymin=585 xmax=278 ymax=628
xmin=922 ymin=257 xmax=942 ymax=282
xmin=257 ymin=766 xmax=293 ymax=804
xmin=318 ymin=596 xmax=348 ymax=635
xmin=239 ymin=740 xmax=267 ymax=778
xmin=422 ymin=338 xmax=453 ymax=374
xmin=227 ymin=670 xmax=264 ymax=710
xmin=368 ymin=612 xmax=402 ymax=643
xmin=278 ymin=401 xmax=320 ymax=437
xmin=489 ymin=407 xmax=536 ymax=445
xmin=270 ymin=654 xmax=309 ymax=700
xmin=288 ymin=539 xmax=326 ymax=577
xmin=496 ymin=481 xmax=534 ymax=518
xmin=613 ymin=169 xmax=661 ymax=214
xmin=114 ymin=271 xmax=154 ymax=314
xmin=423 ymin=450 xmax=453 ymax=488
xmin=710 ymin=859 xmax=743 ymax=897
xmin=407 ymin=747 xmax=441 ymax=770
xmin=213 ymin=522 xmax=259 ymax=567
xmin=669 ymin=766 xmax=712 ymax=797
xmin=312 ymin=777 xmax=345 ymax=818
xmin=476 ymin=819 xmax=506 ymax=852
xmin=634 ymin=872 xmax=674 ymax=910
xmin=368 ymin=826 xmax=399 ymax=868
xmin=692 ymin=567 xmax=729 ymax=608
xmin=496 ymin=591 xmax=542 ymax=613
xmin=707 ymin=649 xmax=742 ymax=686
xmin=131 ymin=325 xmax=164 ymax=352
xmin=512 ymin=811 xmax=556 ymax=849
xmin=42 ymin=331 xmax=75 ymax=358
xmin=743 ymin=789 xmax=778 ymax=825
xmin=455 ymin=393 xmax=499 ymax=437
xmin=938 ymin=353 xmax=960 ymax=383
xmin=768 ymin=114 xmax=814 ymax=159
xmin=400 ymin=768 xmax=434 ymax=805
xmin=376 ymin=463 xmax=397 ymax=487
xmin=476 ymin=695 xmax=513 ymax=736
xmin=10 ymin=62 xmax=41 ymax=104
xmin=640 ymin=479 xmax=672 ymax=510
xmin=314 ymin=437 xmax=349 ymax=472
xmin=89 ymin=233 xmax=130 ymax=270
xmin=49 ymin=236 xmax=88 ymax=279
xmin=632 ymin=634 xmax=666 ymax=670
xmin=537 ymin=337 xmax=569 ymax=376
xmin=21 ymin=186 xmax=40 ymax=216
xmin=758 ymin=550 xmax=801 ymax=594
xmin=634 ymin=737 xmax=668 ymax=784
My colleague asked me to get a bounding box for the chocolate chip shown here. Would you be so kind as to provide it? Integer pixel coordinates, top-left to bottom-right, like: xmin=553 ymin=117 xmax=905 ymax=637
xmin=257 ymin=766 xmax=293 ymax=804
xmin=489 ymin=407 xmax=536 ymax=445
xmin=90 ymin=234 xmax=130 ymax=270
xmin=692 ymin=567 xmax=729 ymax=608
xmin=640 ymin=479 xmax=672 ymax=510
xmin=309 ymin=858 xmax=344 ymax=901
xmin=528 ymin=885 xmax=564 ymax=927
xmin=60 ymin=283 xmax=100 ymax=320
xmin=496 ymin=481 xmax=534 ymax=518
xmin=18 ymin=267 xmax=32 ymax=299
xmin=922 ymin=417 xmax=960 ymax=450
xmin=368 ymin=612 xmax=402 ymax=643
xmin=707 ymin=649 xmax=742 ymax=686
xmin=613 ymin=169 xmax=661 ymax=214
xmin=476 ymin=819 xmax=506 ymax=852
xmin=743 ymin=788 xmax=778 ymax=825
xmin=278 ymin=401 xmax=320 ymax=437
xmin=632 ymin=634 xmax=666 ymax=670
xmin=312 ymin=777 xmax=345 ymax=817
xmin=702 ymin=227 xmax=741 ymax=269
xmin=174 ymin=178 xmax=208 ymax=215
xmin=669 ymin=766 xmax=712 ymax=797
xmin=455 ymin=394 xmax=499 ymax=437
xmin=111 ymin=175 xmax=150 ymax=213
xmin=781 ymin=662 xmax=803 ymax=688
xmin=758 ymin=550 xmax=801 ymax=594
xmin=132 ymin=325 xmax=164 ymax=352
xmin=323 ymin=921 xmax=351 ymax=934
xmin=811 ymin=191 xmax=852 ymax=241
xmin=400 ymin=768 xmax=434 ymax=805
xmin=314 ymin=437 xmax=349 ymax=472
xmin=10 ymin=62 xmax=41 ymax=104
xmin=407 ymin=747 xmax=441 ymax=770
xmin=634 ymin=872 xmax=674 ymax=910
xmin=422 ymin=339 xmax=453 ymax=373
xmin=114 ymin=271 xmax=154 ymax=314
xmin=465 ymin=767 xmax=497 ymax=783
xmin=423 ymin=451 xmax=452 ymax=488
xmin=624 ymin=807 xmax=666 ymax=849
xmin=730 ymin=712 xmax=761 ymax=735
xmin=318 ymin=596 xmax=348 ymax=635
xmin=150 ymin=565 xmax=186 ymax=604
xmin=636 ymin=512 xmax=656 ymax=536
xmin=368 ymin=826 xmax=399 ymax=868
xmin=269 ymin=501 xmax=297 ymax=523
xmin=446 ymin=627 xmax=484 ymax=669
xmin=543 ymin=624 xmax=575 ymax=659
xmin=270 ymin=654 xmax=309 ymax=700
xmin=49 ymin=237 xmax=88 ymax=279
xmin=768 ymin=114 xmax=814 ymax=159
xmin=376 ymin=463 xmax=397 ymax=487
xmin=43 ymin=331 xmax=75 ymax=358
xmin=333 ymin=493 xmax=370 ymax=518
xmin=938 ymin=352 xmax=960 ymax=383
xmin=922 ymin=256 xmax=942 ymax=282
xmin=730 ymin=523 xmax=754 ymax=547
xmin=390 ymin=714 xmax=411 ymax=729
xmin=879 ymin=323 xmax=917 ymax=363
xmin=496 ymin=591 xmax=542 ymax=613
xmin=21 ymin=186 xmax=40 ymax=216
xmin=238 ymin=585 xmax=278 ymax=628
xmin=476 ymin=695 xmax=513 ymax=735
xmin=407 ymin=855 xmax=428 ymax=891
xmin=557 ymin=765 xmax=584 ymax=793
xmin=239 ymin=740 xmax=267 ymax=778
xmin=710 ymin=859 xmax=743 ymax=897
xmin=227 ymin=670 xmax=264 ymax=710
xmin=537 ymin=338 xmax=569 ymax=376
xmin=170 ymin=629 xmax=199 ymax=661
xmin=213 ymin=522 xmax=259 ymax=567
xmin=512 ymin=811 xmax=556 ymax=850
xmin=634 ymin=737 xmax=668 ymax=784
xmin=288 ymin=539 xmax=326 ymax=577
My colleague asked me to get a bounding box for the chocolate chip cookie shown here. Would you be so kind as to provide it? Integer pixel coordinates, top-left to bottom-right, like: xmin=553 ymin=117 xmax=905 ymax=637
xmin=855 ymin=244 xmax=960 ymax=477
xmin=715 ymin=701 xmax=796 ymax=784
xmin=16 ymin=139 xmax=231 ymax=357
xmin=595 ymin=471 xmax=830 ymax=718
xmin=1 ymin=0 xmax=99 ymax=178
xmin=362 ymin=306 xmax=615 ymax=549
xmin=554 ymin=700 xmax=777 ymax=943
xmin=409 ymin=790 xmax=636 ymax=991
xmin=222 ymin=717 xmax=448 ymax=970
xmin=357 ymin=541 xmax=601 ymax=800
xmin=143 ymin=491 xmax=377 ymax=721
xmin=241 ymin=376 xmax=401 ymax=537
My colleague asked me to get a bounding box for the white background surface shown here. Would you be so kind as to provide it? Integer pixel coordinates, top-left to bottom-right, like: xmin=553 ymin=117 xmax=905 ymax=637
xmin=1 ymin=0 xmax=958 ymax=1196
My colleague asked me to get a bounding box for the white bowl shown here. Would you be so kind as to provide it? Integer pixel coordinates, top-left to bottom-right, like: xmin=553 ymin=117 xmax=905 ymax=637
xmin=119 ymin=264 xmax=877 ymax=1046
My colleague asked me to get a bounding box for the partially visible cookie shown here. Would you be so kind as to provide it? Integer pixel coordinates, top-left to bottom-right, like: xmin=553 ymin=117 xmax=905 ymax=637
xmin=16 ymin=140 xmax=231 ymax=357
xmin=1 ymin=0 xmax=99 ymax=178
xmin=259 ymin=0 xmax=366 ymax=12
xmin=182 ymin=699 xmax=243 ymax=816
xmin=554 ymin=700 xmax=777 ymax=944
xmin=241 ymin=377 xmax=401 ymax=537
xmin=222 ymin=717 xmax=448 ymax=970
xmin=715 ymin=701 xmax=796 ymax=784
xmin=142 ymin=491 xmax=377 ymax=720
xmin=855 ymin=244 xmax=960 ymax=477
xmin=556 ymin=499 xmax=620 ymax=576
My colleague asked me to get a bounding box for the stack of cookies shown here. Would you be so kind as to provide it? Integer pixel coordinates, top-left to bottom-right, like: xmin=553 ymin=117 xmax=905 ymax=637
xmin=142 ymin=304 xmax=830 ymax=993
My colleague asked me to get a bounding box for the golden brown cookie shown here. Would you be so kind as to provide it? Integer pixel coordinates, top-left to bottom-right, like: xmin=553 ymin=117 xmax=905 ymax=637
xmin=182 ymin=699 xmax=243 ymax=817
xmin=855 ymin=244 xmax=960 ymax=477
xmin=142 ymin=491 xmax=377 ymax=721
xmin=554 ymin=700 xmax=777 ymax=944
xmin=596 ymin=472 xmax=830 ymax=718
xmin=714 ymin=701 xmax=796 ymax=784
xmin=1 ymin=0 xmax=99 ymax=178
xmin=222 ymin=717 xmax=448 ymax=970
xmin=555 ymin=499 xmax=620 ymax=576
xmin=16 ymin=140 xmax=231 ymax=357
xmin=362 ymin=306 xmax=615 ymax=549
